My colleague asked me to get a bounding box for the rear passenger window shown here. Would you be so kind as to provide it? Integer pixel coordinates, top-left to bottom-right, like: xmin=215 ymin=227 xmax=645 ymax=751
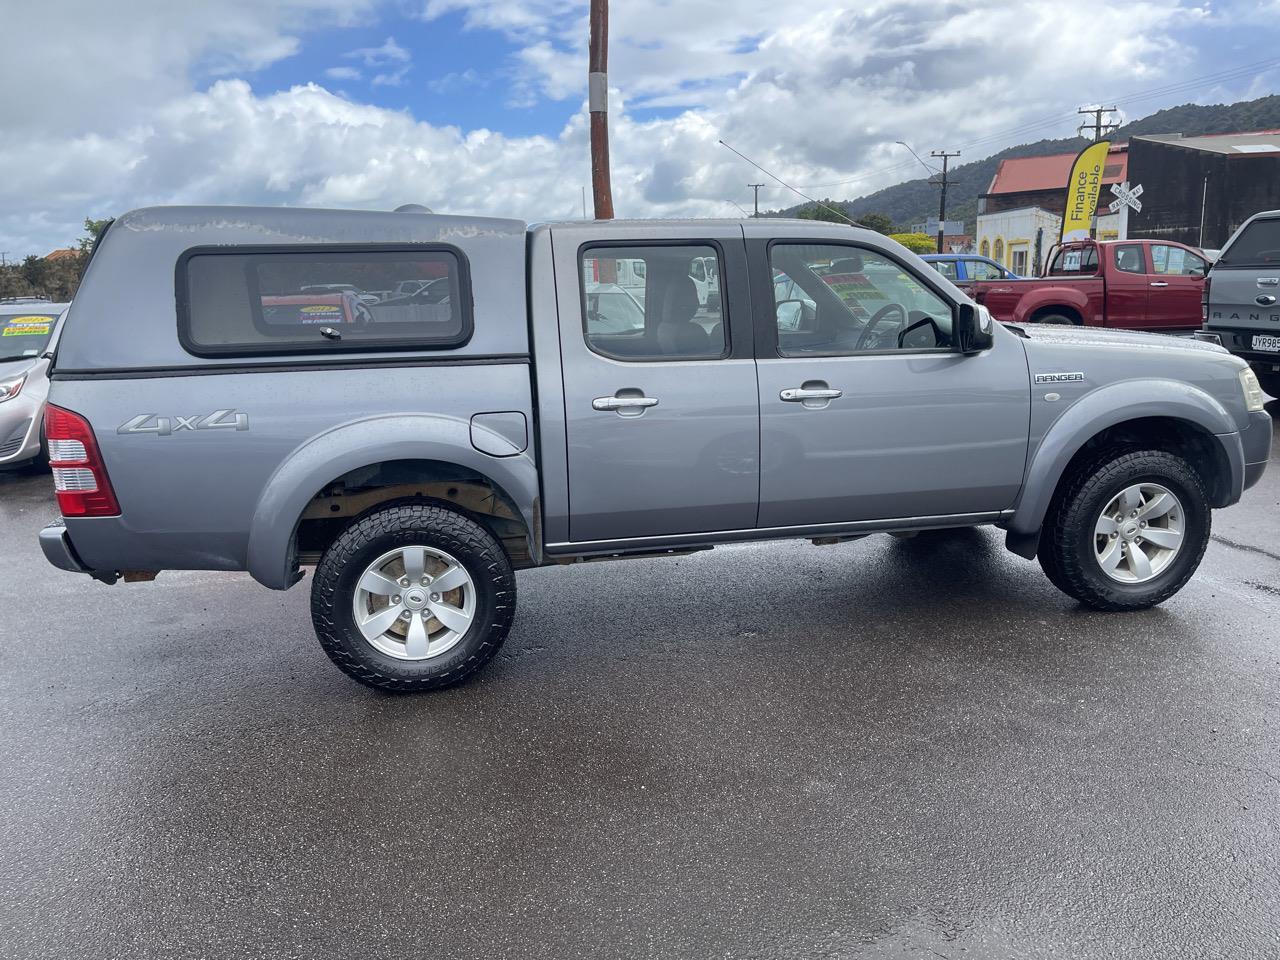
xmin=178 ymin=246 xmax=470 ymax=355
xmin=579 ymin=245 xmax=727 ymax=361
xmin=1220 ymin=217 xmax=1280 ymax=267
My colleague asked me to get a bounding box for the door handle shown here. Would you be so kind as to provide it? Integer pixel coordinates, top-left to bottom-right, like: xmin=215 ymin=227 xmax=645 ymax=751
xmin=780 ymin=387 xmax=843 ymax=402
xmin=1149 ymin=281 xmax=1170 ymax=287
xmin=592 ymin=395 xmax=659 ymax=411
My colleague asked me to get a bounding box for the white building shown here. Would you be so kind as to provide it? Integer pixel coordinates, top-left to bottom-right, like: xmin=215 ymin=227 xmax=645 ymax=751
xmin=975 ymin=206 xmax=1061 ymax=277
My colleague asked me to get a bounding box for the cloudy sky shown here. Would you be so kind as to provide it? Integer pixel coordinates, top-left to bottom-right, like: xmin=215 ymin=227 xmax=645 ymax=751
xmin=1 ymin=0 xmax=1277 ymax=254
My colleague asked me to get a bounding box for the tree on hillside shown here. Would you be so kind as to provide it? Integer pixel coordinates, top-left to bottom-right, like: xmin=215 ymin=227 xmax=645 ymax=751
xmin=857 ymin=212 xmax=896 ymax=235
xmin=794 ymin=200 xmax=853 ymax=224
xmin=0 ymin=215 xmax=111 ymax=302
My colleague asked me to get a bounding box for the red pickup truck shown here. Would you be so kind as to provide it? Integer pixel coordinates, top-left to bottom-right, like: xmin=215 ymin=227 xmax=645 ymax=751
xmin=969 ymin=239 xmax=1210 ymax=332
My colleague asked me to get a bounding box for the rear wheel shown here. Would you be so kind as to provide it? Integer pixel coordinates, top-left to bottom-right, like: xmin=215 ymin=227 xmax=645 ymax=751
xmin=1039 ymin=449 xmax=1210 ymax=611
xmin=311 ymin=502 xmax=515 ymax=692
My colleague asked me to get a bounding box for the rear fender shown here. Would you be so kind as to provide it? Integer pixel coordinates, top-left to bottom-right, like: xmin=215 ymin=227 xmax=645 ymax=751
xmin=1007 ymin=380 xmax=1241 ymax=544
xmin=246 ymin=414 xmax=540 ymax=589
xmin=1012 ymin=286 xmax=1091 ymax=324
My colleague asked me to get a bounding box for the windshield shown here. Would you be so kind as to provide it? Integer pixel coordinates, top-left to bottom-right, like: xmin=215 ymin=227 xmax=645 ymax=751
xmin=0 ymin=313 xmax=59 ymax=360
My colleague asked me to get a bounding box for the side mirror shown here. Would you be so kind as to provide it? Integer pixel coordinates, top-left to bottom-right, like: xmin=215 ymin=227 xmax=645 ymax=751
xmin=776 ymin=299 xmax=805 ymax=331
xmin=956 ymin=302 xmax=994 ymax=354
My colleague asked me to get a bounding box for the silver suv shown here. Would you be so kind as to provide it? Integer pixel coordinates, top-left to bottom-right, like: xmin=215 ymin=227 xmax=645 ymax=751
xmin=0 ymin=300 xmax=67 ymax=467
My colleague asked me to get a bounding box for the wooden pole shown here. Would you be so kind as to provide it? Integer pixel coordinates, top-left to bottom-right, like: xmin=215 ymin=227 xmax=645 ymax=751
xmin=588 ymin=0 xmax=614 ymax=219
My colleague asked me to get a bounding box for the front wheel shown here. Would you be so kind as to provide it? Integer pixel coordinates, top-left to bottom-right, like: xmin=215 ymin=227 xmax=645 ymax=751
xmin=311 ymin=502 xmax=516 ymax=692
xmin=1038 ymin=449 xmax=1210 ymax=611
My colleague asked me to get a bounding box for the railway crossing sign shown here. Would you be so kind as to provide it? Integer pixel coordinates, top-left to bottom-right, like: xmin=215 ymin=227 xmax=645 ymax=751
xmin=1108 ymin=181 xmax=1143 ymax=213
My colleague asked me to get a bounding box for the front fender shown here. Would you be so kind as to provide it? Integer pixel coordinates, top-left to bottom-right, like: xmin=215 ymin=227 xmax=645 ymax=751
xmin=1007 ymin=379 xmax=1241 ymax=542
xmin=246 ymin=413 xmax=540 ymax=589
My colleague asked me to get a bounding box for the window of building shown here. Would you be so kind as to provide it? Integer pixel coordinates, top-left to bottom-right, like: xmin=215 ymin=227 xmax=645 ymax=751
xmin=979 ymin=240 xmax=990 ymax=258
xmin=579 ymin=244 xmax=727 ymax=361
xmin=993 ymin=239 xmax=1005 ymax=264
xmin=1113 ymin=244 xmax=1146 ymax=274
xmin=1010 ymin=248 xmax=1029 ymax=276
xmin=179 ymin=246 xmax=470 ymax=356
xmin=768 ymin=243 xmax=953 ymax=356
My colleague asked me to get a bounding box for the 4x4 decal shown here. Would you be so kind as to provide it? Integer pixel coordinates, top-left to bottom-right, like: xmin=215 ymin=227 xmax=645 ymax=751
xmin=117 ymin=409 xmax=249 ymax=436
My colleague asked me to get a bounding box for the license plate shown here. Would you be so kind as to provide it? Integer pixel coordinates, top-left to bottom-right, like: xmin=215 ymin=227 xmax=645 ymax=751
xmin=1254 ymin=334 xmax=1280 ymax=352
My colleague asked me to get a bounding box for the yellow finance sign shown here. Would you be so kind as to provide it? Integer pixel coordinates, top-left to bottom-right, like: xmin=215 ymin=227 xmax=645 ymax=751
xmin=1060 ymin=140 xmax=1111 ymax=243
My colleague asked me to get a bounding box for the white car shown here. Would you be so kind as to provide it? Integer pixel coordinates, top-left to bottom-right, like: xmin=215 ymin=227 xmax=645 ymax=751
xmin=0 ymin=300 xmax=68 ymax=468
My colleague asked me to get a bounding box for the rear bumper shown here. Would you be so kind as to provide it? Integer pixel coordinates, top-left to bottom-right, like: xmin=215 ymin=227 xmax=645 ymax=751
xmin=39 ymin=520 xmax=90 ymax=573
xmin=1204 ymin=327 xmax=1280 ymax=368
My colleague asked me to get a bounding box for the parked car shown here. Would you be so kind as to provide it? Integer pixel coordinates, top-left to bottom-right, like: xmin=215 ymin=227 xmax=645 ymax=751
xmin=970 ymin=238 xmax=1210 ymax=332
xmin=38 ymin=207 xmax=1270 ymax=692
xmin=0 ymin=301 xmax=67 ymax=468
xmin=921 ymin=254 xmax=1021 ymax=290
xmin=1201 ymin=209 xmax=1280 ymax=399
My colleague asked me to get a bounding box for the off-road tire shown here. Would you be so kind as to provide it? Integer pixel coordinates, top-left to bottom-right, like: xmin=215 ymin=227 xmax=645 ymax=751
xmin=311 ymin=502 xmax=516 ymax=692
xmin=1038 ymin=449 xmax=1210 ymax=611
xmin=1254 ymin=368 xmax=1280 ymax=401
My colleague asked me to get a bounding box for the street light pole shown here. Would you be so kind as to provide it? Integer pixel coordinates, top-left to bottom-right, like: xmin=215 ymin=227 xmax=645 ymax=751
xmin=749 ymin=183 xmax=764 ymax=217
xmin=588 ymin=0 xmax=614 ymax=220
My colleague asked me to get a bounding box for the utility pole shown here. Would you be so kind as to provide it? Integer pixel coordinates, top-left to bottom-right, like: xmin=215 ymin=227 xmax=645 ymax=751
xmin=1077 ymin=105 xmax=1119 ymax=141
xmin=588 ymin=0 xmax=614 ymax=219
xmin=929 ymin=150 xmax=960 ymax=254
xmin=748 ymin=184 xmax=764 ymax=217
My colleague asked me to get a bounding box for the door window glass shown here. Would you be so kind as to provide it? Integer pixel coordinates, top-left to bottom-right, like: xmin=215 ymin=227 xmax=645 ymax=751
xmin=769 ymin=244 xmax=953 ymax=356
xmin=1114 ymin=244 xmax=1146 ymax=274
xmin=580 ymin=245 xmax=727 ymax=360
xmin=929 ymin=260 xmax=959 ymax=281
xmin=967 ymin=260 xmax=1007 ymax=280
xmin=1151 ymin=245 xmax=1206 ymax=276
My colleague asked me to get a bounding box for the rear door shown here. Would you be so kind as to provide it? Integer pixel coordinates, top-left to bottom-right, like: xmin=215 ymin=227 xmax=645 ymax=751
xmin=1104 ymin=242 xmax=1150 ymax=328
xmin=746 ymin=229 xmax=1030 ymax=527
xmin=1145 ymin=243 xmax=1208 ymax=330
xmin=551 ymin=224 xmax=759 ymax=544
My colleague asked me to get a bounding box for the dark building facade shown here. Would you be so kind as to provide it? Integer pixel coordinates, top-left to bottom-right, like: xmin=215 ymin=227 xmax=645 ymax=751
xmin=1127 ymin=132 xmax=1280 ymax=249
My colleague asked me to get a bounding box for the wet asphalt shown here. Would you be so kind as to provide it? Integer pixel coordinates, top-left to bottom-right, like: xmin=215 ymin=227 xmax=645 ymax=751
xmin=1 ymin=411 xmax=1279 ymax=960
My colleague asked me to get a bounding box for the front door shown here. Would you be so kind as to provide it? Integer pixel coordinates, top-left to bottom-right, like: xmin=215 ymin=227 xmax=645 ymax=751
xmin=747 ymin=232 xmax=1030 ymax=527
xmin=553 ymin=226 xmax=759 ymax=543
xmin=1146 ymin=244 xmax=1209 ymax=331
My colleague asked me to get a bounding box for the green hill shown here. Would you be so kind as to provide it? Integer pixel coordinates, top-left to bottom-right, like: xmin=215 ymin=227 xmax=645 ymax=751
xmin=772 ymin=94 xmax=1280 ymax=231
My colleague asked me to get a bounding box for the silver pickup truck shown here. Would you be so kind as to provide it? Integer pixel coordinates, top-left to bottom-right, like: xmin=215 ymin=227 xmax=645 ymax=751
xmin=1203 ymin=209 xmax=1280 ymax=399
xmin=38 ymin=207 xmax=1272 ymax=691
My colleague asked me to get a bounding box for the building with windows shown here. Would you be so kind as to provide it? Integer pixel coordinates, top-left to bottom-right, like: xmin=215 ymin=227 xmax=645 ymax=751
xmin=1125 ymin=131 xmax=1280 ymax=249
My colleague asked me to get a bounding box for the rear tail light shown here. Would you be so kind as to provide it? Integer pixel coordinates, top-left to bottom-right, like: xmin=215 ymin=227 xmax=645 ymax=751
xmin=1201 ymin=275 xmax=1211 ymax=323
xmin=44 ymin=404 xmax=120 ymax=517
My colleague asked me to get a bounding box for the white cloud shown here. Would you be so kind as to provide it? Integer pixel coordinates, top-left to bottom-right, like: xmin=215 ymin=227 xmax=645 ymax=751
xmin=324 ymin=65 xmax=362 ymax=80
xmin=0 ymin=0 xmax=1272 ymax=254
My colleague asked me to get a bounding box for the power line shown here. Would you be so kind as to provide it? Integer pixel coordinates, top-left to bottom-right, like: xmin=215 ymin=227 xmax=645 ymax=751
xmin=717 ymin=140 xmax=860 ymax=226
